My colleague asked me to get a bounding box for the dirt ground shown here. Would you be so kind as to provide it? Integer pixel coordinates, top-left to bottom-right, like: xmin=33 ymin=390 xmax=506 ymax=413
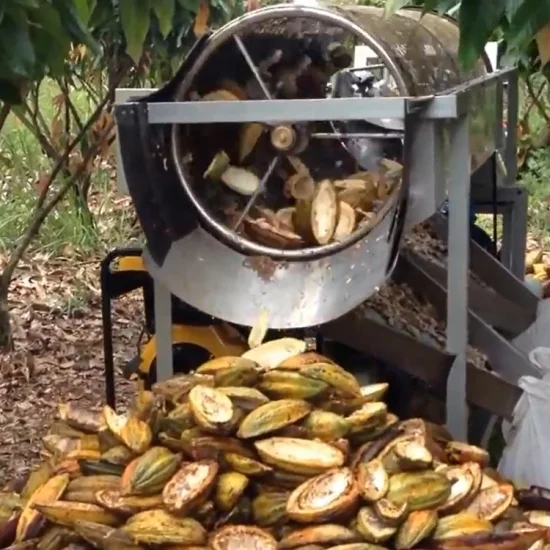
xmin=0 ymin=254 xmax=143 ymax=485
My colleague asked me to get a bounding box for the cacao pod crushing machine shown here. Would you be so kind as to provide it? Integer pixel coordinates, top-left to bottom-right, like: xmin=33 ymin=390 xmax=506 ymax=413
xmin=114 ymin=4 xmax=535 ymax=439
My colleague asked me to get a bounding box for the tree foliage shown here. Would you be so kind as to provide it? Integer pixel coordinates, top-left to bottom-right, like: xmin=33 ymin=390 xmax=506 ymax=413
xmin=0 ymin=0 xmax=242 ymax=105
xmin=385 ymin=0 xmax=550 ymax=74
xmin=0 ymin=0 xmax=241 ymax=349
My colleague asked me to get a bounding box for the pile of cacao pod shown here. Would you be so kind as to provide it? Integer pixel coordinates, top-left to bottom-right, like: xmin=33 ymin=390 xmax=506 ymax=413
xmin=1 ymin=337 xmax=549 ymax=550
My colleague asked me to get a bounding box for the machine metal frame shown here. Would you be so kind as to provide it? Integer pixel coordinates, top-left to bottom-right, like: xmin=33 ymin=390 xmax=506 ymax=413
xmin=114 ymin=66 xmax=522 ymax=440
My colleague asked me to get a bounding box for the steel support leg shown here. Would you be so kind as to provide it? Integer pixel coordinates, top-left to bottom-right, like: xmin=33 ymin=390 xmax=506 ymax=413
xmin=501 ymin=186 xmax=527 ymax=279
xmin=446 ymin=115 xmax=470 ymax=441
xmin=153 ymin=279 xmax=174 ymax=381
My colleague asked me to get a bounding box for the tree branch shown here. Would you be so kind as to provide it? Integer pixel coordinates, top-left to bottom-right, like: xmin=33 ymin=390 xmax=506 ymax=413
xmin=35 ymin=74 xmax=122 ymax=208
xmin=0 ymin=122 xmax=115 ymax=286
xmin=526 ymin=75 xmax=550 ymax=124
xmin=0 ymin=102 xmax=11 ymax=134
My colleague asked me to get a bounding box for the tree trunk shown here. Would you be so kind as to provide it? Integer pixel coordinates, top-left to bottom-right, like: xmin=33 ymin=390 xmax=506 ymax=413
xmin=0 ymin=277 xmax=12 ymax=350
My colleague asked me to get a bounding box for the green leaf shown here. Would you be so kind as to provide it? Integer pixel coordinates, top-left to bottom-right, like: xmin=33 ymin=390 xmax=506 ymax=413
xmin=119 ymin=0 xmax=152 ymax=64
xmin=179 ymin=0 xmax=201 ymax=14
xmin=34 ymin=3 xmax=66 ymax=41
xmin=52 ymin=0 xmax=100 ymax=54
xmin=458 ymin=0 xmax=506 ymax=70
xmin=12 ymin=0 xmax=40 ymax=7
xmin=73 ymin=0 xmax=96 ymax=25
xmin=504 ymin=0 xmax=522 ymax=21
xmin=0 ymin=15 xmax=36 ymax=79
xmin=153 ymin=0 xmax=175 ymax=38
xmin=383 ymin=0 xmax=410 ymax=17
xmin=505 ymin=0 xmax=550 ymax=53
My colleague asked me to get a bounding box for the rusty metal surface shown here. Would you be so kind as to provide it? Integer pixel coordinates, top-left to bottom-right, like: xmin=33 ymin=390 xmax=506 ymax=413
xmin=333 ymin=5 xmax=496 ymax=172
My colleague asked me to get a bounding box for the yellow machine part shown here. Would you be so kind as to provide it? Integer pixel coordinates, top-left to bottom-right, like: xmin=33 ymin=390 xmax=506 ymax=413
xmin=132 ymin=323 xmax=247 ymax=381
xmin=115 ymin=256 xmax=146 ymax=272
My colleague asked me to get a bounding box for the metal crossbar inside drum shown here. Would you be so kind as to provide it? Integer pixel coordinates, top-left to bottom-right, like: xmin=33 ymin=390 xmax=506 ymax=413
xmin=115 ymin=4 xmax=498 ymax=330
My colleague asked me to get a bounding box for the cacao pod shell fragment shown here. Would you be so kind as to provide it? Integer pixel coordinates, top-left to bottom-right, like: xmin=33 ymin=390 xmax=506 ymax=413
xmin=387 ymin=471 xmax=452 ymax=510
xmin=123 ymin=510 xmax=206 ymax=545
xmin=287 ymin=467 xmax=359 ymax=523
xmin=120 ymin=446 xmax=181 ymax=496
xmin=395 ymin=509 xmax=438 ymax=549
xmin=255 ymin=437 xmax=345 ymax=475
xmin=238 ymin=400 xmax=312 ymax=439
xmin=279 ymin=524 xmax=362 ymax=549
xmin=162 ymin=459 xmax=218 ymax=515
xmin=211 ymin=525 xmax=277 ymax=550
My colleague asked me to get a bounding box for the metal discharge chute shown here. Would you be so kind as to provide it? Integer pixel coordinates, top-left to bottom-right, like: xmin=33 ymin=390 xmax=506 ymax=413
xmin=115 ymin=4 xmax=496 ymax=330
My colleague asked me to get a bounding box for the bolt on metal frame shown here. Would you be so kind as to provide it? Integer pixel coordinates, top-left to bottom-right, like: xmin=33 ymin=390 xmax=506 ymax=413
xmin=114 ymin=66 xmax=519 ymax=440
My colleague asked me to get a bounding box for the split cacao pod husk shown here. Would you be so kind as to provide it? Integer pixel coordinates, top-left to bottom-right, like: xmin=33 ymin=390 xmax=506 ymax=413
xmin=189 ymin=435 xmax=255 ymax=460
xmin=58 ymin=404 xmax=104 ymax=434
xmin=123 ymin=510 xmax=207 ymax=545
xmin=386 ymin=470 xmax=452 ymax=510
xmin=394 ymin=439 xmax=433 ymax=470
xmin=429 ymin=529 xmax=543 ymax=550
xmin=347 ymin=403 xmax=388 ymax=434
xmin=395 ymin=509 xmax=438 ymax=549
xmin=255 ymin=437 xmax=345 ymax=475
xmin=102 ymin=407 xmax=152 ymax=454
xmin=16 ymin=474 xmax=70 ymax=542
xmin=355 ymin=506 xmax=397 ymax=543
xmin=286 ymin=467 xmax=359 ymax=523
xmin=257 ymin=371 xmax=328 ymax=400
xmin=304 ymin=410 xmax=349 ymax=441
xmin=152 ymin=374 xmax=214 ymax=403
xmin=278 ymin=352 xmax=335 ymax=369
xmin=36 ymin=525 xmax=79 ymax=550
xmin=433 ymin=512 xmax=494 ymax=540
xmin=240 ymin=337 xmax=306 ymax=371
xmin=101 ymin=446 xmax=135 ymax=465
xmin=466 ymin=484 xmax=514 ymax=522
xmin=278 ymin=524 xmax=362 ymax=549
xmin=373 ymin=498 xmax=409 ymax=525
xmin=32 ymin=501 xmax=119 ymax=528
xmin=214 ymin=472 xmax=249 ymax=512
xmin=196 ymin=357 xmax=257 ymax=375
xmin=78 ymin=460 xmax=124 ymax=477
xmin=188 ymin=385 xmax=235 ymax=434
xmin=162 ymin=459 xmax=218 ymax=515
xmin=251 ymin=491 xmax=290 ymax=526
xmin=238 ymin=399 xmax=312 ymax=439
xmin=211 ymin=525 xmax=277 ymax=550
xmin=222 ymin=453 xmax=272 ymax=476
xmin=438 ymin=462 xmax=482 ymax=514
xmin=355 ymin=460 xmax=389 ymax=502
xmin=120 ymin=446 xmax=181 ymax=496
xmin=21 ymin=463 xmax=55 ymax=501
xmin=72 ymin=520 xmax=141 ymax=550
xmin=95 ymin=490 xmax=164 ymax=516
xmin=299 ymin=362 xmax=361 ymax=397
xmin=445 ymin=441 xmax=489 ymax=467
xmin=217 ymin=387 xmax=270 ymax=411
xmin=162 ymin=404 xmax=195 ymax=433
xmin=66 ymin=475 xmax=120 ymax=494
xmin=213 ymin=364 xmax=260 ymax=387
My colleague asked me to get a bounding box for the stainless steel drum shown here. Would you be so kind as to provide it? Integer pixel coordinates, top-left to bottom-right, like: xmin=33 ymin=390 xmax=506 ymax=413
xmin=117 ymin=4 xmax=498 ymax=329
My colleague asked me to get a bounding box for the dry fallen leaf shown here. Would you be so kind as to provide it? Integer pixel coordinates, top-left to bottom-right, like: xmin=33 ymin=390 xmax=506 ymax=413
xmin=536 ymin=23 xmax=550 ymax=68
xmin=193 ymin=0 xmax=210 ymax=37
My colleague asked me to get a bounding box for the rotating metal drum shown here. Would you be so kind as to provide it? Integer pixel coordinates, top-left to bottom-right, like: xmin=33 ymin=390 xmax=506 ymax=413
xmin=116 ymin=4 xmax=497 ymax=330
